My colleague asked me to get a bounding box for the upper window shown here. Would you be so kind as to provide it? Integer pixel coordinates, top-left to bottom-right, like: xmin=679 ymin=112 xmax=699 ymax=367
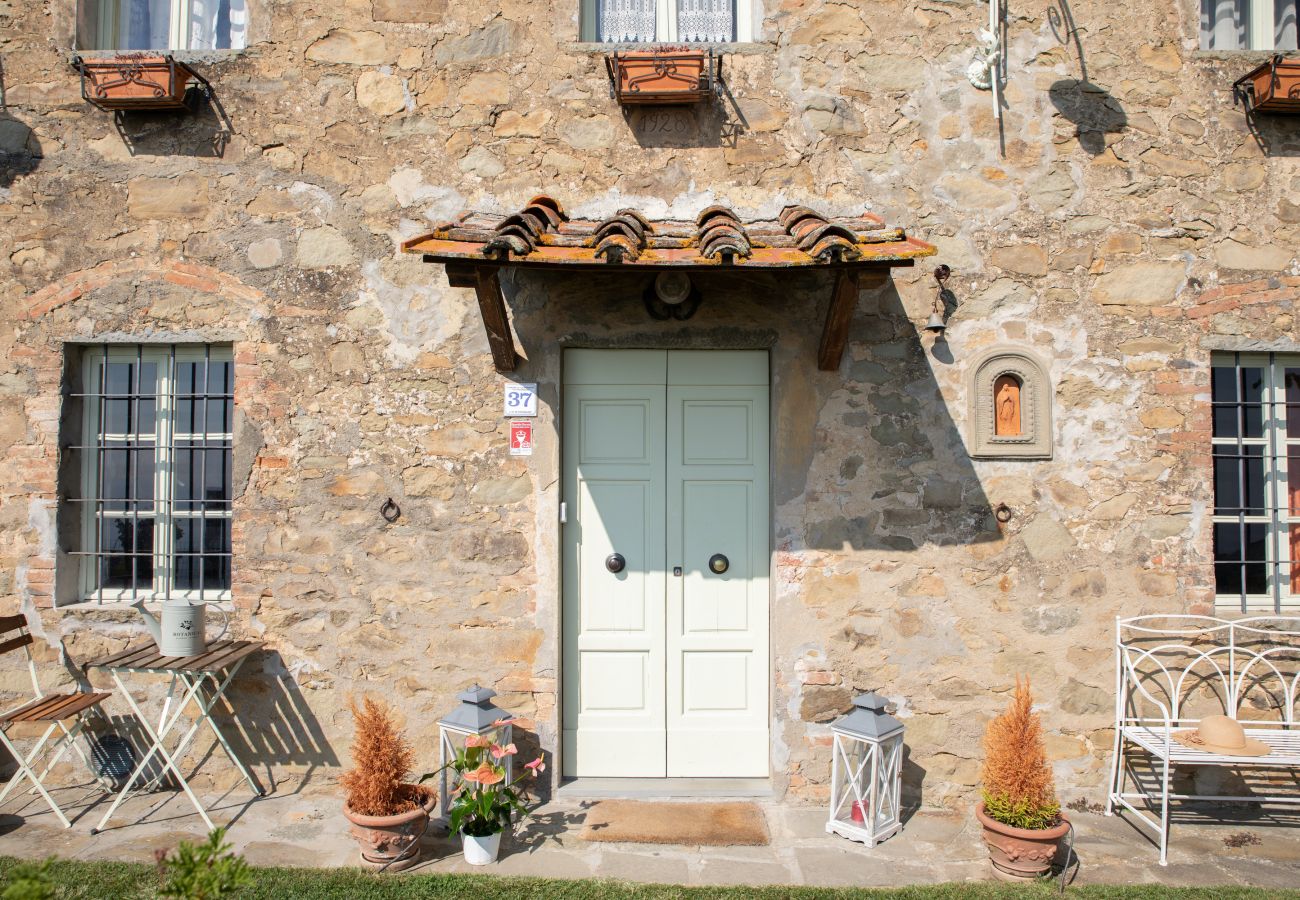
xmin=582 ymin=0 xmax=752 ymax=42
xmin=77 ymin=0 xmax=248 ymax=51
xmin=62 ymin=345 xmax=234 ymax=604
xmin=1201 ymin=0 xmax=1298 ymax=50
xmin=1211 ymin=352 xmax=1300 ymax=613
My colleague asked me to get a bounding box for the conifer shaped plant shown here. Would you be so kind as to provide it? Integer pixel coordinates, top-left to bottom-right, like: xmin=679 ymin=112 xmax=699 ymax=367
xmin=975 ymin=677 xmax=1069 ymax=879
xmin=340 ymin=697 xmax=435 ymax=872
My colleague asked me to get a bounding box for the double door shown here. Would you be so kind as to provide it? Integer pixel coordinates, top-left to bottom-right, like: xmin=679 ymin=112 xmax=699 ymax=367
xmin=561 ymin=350 xmax=770 ymax=778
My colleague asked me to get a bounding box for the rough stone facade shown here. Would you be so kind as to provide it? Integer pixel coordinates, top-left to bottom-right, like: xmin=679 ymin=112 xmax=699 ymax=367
xmin=1 ymin=0 xmax=1298 ymax=812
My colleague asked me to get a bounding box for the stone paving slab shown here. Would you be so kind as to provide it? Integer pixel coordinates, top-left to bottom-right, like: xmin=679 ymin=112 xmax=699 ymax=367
xmin=3 ymin=785 xmax=1300 ymax=889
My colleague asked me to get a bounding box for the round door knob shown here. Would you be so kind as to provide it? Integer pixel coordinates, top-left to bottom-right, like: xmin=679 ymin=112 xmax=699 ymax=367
xmin=708 ymin=553 xmax=729 ymax=575
xmin=605 ymin=553 xmax=626 ymax=574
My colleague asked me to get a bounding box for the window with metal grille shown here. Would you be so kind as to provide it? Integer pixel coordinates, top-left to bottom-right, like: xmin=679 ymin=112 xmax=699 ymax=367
xmin=1211 ymin=352 xmax=1300 ymax=613
xmin=582 ymin=0 xmax=751 ymax=42
xmin=63 ymin=344 xmax=233 ymax=604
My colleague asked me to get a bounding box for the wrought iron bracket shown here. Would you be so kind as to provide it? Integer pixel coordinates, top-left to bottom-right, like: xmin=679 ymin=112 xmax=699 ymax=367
xmin=605 ymin=48 xmax=723 ymax=105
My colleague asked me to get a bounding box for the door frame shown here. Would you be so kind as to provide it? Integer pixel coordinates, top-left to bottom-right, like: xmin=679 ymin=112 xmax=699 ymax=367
xmin=556 ymin=347 xmax=776 ymax=783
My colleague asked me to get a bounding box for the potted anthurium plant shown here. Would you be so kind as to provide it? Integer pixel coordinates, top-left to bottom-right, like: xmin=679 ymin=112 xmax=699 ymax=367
xmin=974 ymin=677 xmax=1070 ymax=880
xmin=422 ymin=734 xmax=544 ymax=865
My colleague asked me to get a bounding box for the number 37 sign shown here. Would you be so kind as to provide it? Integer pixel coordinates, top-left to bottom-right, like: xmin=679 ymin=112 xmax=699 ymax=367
xmin=503 ymin=383 xmax=538 ymax=417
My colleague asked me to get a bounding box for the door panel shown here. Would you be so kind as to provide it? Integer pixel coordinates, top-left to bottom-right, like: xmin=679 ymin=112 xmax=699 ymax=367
xmin=563 ymin=349 xmax=769 ymax=779
xmin=562 ymin=351 xmax=667 ymax=778
xmin=666 ymin=354 xmax=770 ymax=778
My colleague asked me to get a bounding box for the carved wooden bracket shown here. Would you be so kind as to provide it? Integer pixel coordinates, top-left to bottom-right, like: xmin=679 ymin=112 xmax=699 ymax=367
xmin=444 ymin=262 xmax=519 ymax=373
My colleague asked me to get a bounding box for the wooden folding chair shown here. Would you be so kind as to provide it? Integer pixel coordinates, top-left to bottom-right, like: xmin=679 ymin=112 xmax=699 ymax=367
xmin=0 ymin=613 xmax=110 ymax=827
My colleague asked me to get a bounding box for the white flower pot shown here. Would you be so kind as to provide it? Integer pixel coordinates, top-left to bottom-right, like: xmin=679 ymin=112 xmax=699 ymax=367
xmin=461 ymin=831 xmax=502 ymax=865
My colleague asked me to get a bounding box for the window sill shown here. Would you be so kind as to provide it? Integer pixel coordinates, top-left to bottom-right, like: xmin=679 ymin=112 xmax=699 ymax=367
xmin=1188 ymin=49 xmax=1296 ymax=62
xmin=68 ymin=48 xmax=251 ymax=66
xmin=563 ymin=41 xmax=775 ymax=56
xmin=58 ymin=599 xmax=235 ymax=615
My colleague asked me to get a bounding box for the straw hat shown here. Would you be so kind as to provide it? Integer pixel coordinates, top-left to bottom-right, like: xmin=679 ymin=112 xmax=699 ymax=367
xmin=1172 ymin=715 xmax=1271 ymax=757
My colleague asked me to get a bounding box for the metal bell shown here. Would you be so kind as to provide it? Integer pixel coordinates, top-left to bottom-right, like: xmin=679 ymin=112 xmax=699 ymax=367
xmin=925 ymin=311 xmax=946 ymax=334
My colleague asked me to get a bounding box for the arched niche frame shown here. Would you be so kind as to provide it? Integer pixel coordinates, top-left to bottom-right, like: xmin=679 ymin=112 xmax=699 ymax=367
xmin=967 ymin=347 xmax=1054 ymax=459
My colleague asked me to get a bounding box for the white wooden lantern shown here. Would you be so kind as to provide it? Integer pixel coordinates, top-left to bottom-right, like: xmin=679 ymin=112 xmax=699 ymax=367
xmin=826 ymin=692 xmax=904 ymax=847
xmin=437 ymin=684 xmax=513 ymax=824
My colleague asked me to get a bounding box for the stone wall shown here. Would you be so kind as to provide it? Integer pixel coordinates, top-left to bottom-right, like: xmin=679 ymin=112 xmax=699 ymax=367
xmin=1 ymin=0 xmax=1298 ymax=809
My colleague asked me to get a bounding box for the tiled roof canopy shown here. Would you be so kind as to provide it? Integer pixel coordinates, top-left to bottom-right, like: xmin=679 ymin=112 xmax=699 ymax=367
xmin=402 ymin=197 xmax=939 ymax=373
xmin=401 ymin=196 xmax=936 ymax=268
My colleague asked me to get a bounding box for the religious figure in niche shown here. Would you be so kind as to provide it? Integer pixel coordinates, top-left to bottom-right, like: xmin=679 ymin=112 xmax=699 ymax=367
xmin=994 ymin=374 xmax=1022 ymax=437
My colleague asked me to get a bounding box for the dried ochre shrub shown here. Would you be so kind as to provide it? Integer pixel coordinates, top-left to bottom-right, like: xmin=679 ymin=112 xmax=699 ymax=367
xmin=981 ymin=677 xmax=1060 ymax=830
xmin=340 ymin=696 xmax=417 ymax=817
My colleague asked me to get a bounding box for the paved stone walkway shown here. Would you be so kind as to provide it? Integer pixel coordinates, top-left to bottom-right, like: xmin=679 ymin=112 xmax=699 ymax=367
xmin=2 ymin=783 xmax=1299 ymax=889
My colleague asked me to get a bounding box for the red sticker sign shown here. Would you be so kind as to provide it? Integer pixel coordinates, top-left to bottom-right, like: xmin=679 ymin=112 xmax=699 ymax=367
xmin=509 ymin=420 xmax=533 ymax=456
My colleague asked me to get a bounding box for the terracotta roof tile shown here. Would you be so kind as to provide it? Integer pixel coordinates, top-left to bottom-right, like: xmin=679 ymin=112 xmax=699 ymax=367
xmin=402 ymin=199 xmax=935 ymax=269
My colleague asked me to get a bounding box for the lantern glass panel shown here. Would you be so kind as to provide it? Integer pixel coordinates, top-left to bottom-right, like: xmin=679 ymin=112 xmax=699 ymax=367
xmin=437 ymin=721 xmax=513 ymax=821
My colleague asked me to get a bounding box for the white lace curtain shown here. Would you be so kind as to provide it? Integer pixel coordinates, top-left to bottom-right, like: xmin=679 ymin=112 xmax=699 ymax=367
xmin=677 ymin=0 xmax=735 ymax=42
xmin=599 ymin=0 xmax=656 ymax=42
xmin=598 ymin=0 xmax=735 ymax=42
xmin=1201 ymin=0 xmax=1298 ymax=50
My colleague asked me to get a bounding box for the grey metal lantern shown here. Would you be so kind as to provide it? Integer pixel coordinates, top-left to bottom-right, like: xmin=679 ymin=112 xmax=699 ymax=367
xmin=437 ymin=685 xmax=513 ymax=823
xmin=826 ymin=693 xmax=904 ymax=847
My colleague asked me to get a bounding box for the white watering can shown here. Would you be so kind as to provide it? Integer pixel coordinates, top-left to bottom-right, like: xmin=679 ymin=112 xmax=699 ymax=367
xmin=131 ymin=599 xmax=228 ymax=657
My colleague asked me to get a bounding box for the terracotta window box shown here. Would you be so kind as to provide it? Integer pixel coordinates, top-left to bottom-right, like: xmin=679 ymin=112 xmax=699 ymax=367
xmin=606 ymin=49 xmax=720 ymax=106
xmin=1234 ymin=55 xmax=1300 ymax=115
xmin=73 ymin=55 xmax=209 ymax=112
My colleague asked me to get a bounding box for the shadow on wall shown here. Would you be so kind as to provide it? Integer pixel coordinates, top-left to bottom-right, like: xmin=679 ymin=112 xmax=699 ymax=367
xmin=0 ymin=58 xmax=42 ymax=188
xmin=110 ymin=90 xmax=234 ymax=158
xmin=499 ymin=264 xmax=998 ymax=561
xmin=1046 ymin=0 xmax=1127 ymax=155
xmin=801 ymin=275 xmax=999 ymax=554
xmin=74 ymin=654 xmax=338 ymax=794
xmin=1240 ymin=100 xmax=1300 ymax=158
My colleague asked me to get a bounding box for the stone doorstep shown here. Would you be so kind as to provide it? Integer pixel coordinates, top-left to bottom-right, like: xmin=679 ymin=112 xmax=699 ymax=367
xmin=1 ymin=787 xmax=1297 ymax=888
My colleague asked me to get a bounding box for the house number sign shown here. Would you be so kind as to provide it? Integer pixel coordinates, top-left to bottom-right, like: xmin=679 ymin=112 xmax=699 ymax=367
xmin=504 ymin=383 xmax=538 ymax=417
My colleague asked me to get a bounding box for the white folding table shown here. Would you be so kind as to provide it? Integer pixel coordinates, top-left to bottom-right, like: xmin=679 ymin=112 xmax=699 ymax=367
xmin=84 ymin=638 xmax=266 ymax=833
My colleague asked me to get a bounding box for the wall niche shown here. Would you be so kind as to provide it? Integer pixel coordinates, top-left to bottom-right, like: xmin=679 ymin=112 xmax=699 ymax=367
xmin=967 ymin=348 xmax=1053 ymax=459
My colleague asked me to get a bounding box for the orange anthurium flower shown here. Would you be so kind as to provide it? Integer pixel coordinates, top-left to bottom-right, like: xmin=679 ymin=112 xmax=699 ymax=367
xmin=465 ymin=734 xmax=492 ymax=748
xmin=491 ymin=743 xmax=518 ymax=759
xmin=464 ymin=761 xmax=504 ymax=786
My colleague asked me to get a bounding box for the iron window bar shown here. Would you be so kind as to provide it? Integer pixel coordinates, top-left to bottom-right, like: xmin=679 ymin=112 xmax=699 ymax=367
xmin=73 ymin=345 xmax=233 ymax=605
xmin=1211 ymin=352 xmax=1300 ymax=614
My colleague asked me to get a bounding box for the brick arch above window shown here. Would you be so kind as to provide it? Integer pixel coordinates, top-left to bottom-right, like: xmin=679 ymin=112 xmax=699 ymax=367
xmin=24 ymin=258 xmax=268 ymax=322
xmin=967 ymin=348 xmax=1053 ymax=459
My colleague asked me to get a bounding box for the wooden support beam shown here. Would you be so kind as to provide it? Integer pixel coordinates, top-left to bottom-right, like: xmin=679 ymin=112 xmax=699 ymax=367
xmin=443 ymin=261 xmax=477 ymax=288
xmin=471 ymin=267 xmax=519 ymax=373
xmin=817 ymin=269 xmax=859 ymax=371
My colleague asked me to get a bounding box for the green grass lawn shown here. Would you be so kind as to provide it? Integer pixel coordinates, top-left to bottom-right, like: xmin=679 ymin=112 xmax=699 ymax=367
xmin=1 ymin=857 xmax=1298 ymax=900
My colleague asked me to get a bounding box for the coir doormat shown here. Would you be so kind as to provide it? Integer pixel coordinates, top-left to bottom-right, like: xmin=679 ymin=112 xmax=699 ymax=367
xmin=578 ymin=800 xmax=770 ymax=846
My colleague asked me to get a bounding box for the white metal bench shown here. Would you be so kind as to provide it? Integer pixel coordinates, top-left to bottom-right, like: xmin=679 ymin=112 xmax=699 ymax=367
xmin=1106 ymin=615 xmax=1300 ymax=864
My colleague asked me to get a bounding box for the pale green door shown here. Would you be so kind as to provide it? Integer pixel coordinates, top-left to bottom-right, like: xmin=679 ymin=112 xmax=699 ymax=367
xmin=563 ymin=350 xmax=770 ymax=778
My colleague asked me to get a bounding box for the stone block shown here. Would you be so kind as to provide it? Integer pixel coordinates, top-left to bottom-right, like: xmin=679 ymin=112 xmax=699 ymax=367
xmin=372 ymin=0 xmax=445 ymax=22
xmin=306 ymin=29 xmax=390 ymax=65
xmin=1093 ymin=261 xmax=1185 ymax=306
xmin=295 ymin=226 xmax=356 ymax=269
xmin=127 ymin=175 xmax=210 ymax=220
xmin=357 ymin=71 xmax=407 ymax=116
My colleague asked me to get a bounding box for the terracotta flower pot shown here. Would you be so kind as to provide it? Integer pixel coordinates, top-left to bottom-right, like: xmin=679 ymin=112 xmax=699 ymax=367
xmin=76 ymin=56 xmax=199 ymax=111
xmin=609 ymin=50 xmax=710 ymax=105
xmin=975 ymin=801 xmax=1069 ymax=880
xmin=1235 ymin=57 xmax=1300 ymax=115
xmin=343 ymin=785 xmax=436 ymax=871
